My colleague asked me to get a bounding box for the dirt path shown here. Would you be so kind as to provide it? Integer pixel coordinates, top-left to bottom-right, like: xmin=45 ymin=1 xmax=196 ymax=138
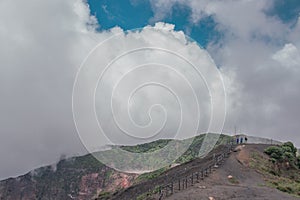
xmin=166 ymin=144 xmax=299 ymax=200
xmin=112 ymin=145 xmax=230 ymax=200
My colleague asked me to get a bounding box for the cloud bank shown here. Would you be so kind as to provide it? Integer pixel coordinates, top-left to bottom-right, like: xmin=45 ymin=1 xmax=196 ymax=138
xmin=0 ymin=0 xmax=222 ymax=179
xmin=0 ymin=0 xmax=102 ymax=180
xmin=148 ymin=0 xmax=300 ymax=141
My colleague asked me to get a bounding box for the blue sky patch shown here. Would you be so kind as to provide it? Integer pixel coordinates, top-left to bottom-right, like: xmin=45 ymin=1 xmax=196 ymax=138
xmin=266 ymin=0 xmax=300 ymax=25
xmin=87 ymin=0 xmax=220 ymax=47
xmin=87 ymin=0 xmax=300 ymax=47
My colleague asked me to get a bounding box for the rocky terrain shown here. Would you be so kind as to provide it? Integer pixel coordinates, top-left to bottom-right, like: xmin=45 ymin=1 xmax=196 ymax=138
xmin=165 ymin=144 xmax=300 ymax=200
xmin=0 ymin=154 xmax=138 ymax=200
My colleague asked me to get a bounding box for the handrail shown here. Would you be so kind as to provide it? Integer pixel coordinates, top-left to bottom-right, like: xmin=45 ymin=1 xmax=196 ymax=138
xmin=156 ymin=143 xmax=234 ymax=199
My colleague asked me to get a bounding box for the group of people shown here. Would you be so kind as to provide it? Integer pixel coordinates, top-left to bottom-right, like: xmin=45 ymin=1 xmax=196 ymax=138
xmin=236 ymin=136 xmax=248 ymax=144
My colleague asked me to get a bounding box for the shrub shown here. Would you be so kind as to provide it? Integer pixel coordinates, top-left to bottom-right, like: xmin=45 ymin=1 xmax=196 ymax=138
xmin=98 ymin=191 xmax=111 ymax=200
xmin=282 ymin=142 xmax=297 ymax=156
xmin=264 ymin=142 xmax=300 ymax=170
xmin=283 ymin=152 xmax=295 ymax=162
xmin=265 ymin=146 xmax=283 ymax=160
xmin=297 ymin=156 xmax=300 ymax=169
xmin=277 ymin=185 xmax=293 ymax=193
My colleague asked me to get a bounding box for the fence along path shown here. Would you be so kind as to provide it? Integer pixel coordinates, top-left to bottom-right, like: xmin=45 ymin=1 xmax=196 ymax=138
xmin=111 ymin=143 xmax=234 ymax=200
xmin=156 ymin=143 xmax=234 ymax=199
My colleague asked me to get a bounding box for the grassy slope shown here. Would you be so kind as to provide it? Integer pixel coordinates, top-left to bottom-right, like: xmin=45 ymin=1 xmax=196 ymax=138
xmin=125 ymin=134 xmax=231 ymax=183
xmin=250 ymin=150 xmax=300 ymax=197
xmin=96 ymin=133 xmax=231 ymax=199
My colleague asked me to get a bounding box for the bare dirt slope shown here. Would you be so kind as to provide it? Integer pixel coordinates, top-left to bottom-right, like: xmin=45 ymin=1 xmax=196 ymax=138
xmin=167 ymin=144 xmax=299 ymax=200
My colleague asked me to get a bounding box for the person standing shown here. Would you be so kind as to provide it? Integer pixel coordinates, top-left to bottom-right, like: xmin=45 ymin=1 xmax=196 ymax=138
xmin=240 ymin=137 xmax=243 ymax=144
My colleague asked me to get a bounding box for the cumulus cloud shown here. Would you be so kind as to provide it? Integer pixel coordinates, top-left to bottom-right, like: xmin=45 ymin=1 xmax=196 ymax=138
xmin=0 ymin=0 xmax=224 ymax=179
xmin=73 ymin=22 xmax=226 ymax=152
xmin=272 ymin=43 xmax=300 ymax=68
xmin=146 ymin=0 xmax=300 ymax=145
xmin=0 ymin=0 xmax=104 ymax=180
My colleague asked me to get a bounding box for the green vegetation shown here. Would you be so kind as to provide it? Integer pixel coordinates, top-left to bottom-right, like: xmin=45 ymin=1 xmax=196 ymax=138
xmin=33 ymin=154 xmax=109 ymax=199
xmin=121 ymin=139 xmax=171 ymax=153
xmin=133 ymin=134 xmax=231 ymax=184
xmin=264 ymin=142 xmax=299 ymax=169
xmin=250 ymin=142 xmax=300 ymax=197
xmin=102 ymin=133 xmax=231 ymax=172
xmin=136 ymin=186 xmax=161 ymax=200
xmin=263 ymin=174 xmax=300 ymax=197
xmin=175 ymin=134 xmax=231 ymax=163
xmin=135 ymin=167 xmax=168 ymax=183
xmin=174 ymin=134 xmax=205 ymax=163
xmin=97 ymin=191 xmax=111 ymax=200
xmin=228 ymin=177 xmax=239 ymax=184
xmin=95 ymin=134 xmax=231 ymax=199
xmin=105 ymin=170 xmax=113 ymax=179
xmin=249 ymin=151 xmax=271 ymax=173
xmin=136 ymin=192 xmax=151 ymax=200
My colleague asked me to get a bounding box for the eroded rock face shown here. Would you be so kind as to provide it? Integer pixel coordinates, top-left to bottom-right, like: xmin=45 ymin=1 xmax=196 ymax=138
xmin=77 ymin=171 xmax=137 ymax=200
xmin=0 ymin=174 xmax=36 ymax=200
xmin=0 ymin=154 xmax=137 ymax=200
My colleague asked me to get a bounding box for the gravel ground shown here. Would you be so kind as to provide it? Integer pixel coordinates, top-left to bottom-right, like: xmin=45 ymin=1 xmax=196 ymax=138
xmin=166 ymin=144 xmax=299 ymax=200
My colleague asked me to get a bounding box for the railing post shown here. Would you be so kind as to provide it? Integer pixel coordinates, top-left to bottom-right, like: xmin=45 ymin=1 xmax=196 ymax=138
xmin=185 ymin=176 xmax=188 ymax=188
xmin=154 ymin=146 xmax=234 ymax=200
xmin=167 ymin=185 xmax=170 ymax=197
xmin=159 ymin=186 xmax=163 ymax=200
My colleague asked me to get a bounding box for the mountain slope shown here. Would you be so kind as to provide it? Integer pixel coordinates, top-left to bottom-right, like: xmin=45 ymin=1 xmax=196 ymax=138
xmin=0 ymin=154 xmax=137 ymax=200
xmin=0 ymin=134 xmax=230 ymax=200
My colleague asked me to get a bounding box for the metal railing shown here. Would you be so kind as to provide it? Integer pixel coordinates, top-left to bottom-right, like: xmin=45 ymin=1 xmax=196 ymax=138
xmin=156 ymin=144 xmax=234 ymax=199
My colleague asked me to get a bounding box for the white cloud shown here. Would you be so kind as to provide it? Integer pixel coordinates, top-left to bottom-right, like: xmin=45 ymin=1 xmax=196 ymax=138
xmin=148 ymin=0 xmax=300 ymax=145
xmin=73 ymin=21 xmax=226 ymax=155
xmin=0 ymin=1 xmax=225 ymax=179
xmin=272 ymin=43 xmax=300 ymax=69
xmin=0 ymin=0 xmax=104 ymax=180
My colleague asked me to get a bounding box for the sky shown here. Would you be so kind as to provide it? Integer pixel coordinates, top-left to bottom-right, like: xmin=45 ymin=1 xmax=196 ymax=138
xmin=0 ymin=0 xmax=300 ymax=180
